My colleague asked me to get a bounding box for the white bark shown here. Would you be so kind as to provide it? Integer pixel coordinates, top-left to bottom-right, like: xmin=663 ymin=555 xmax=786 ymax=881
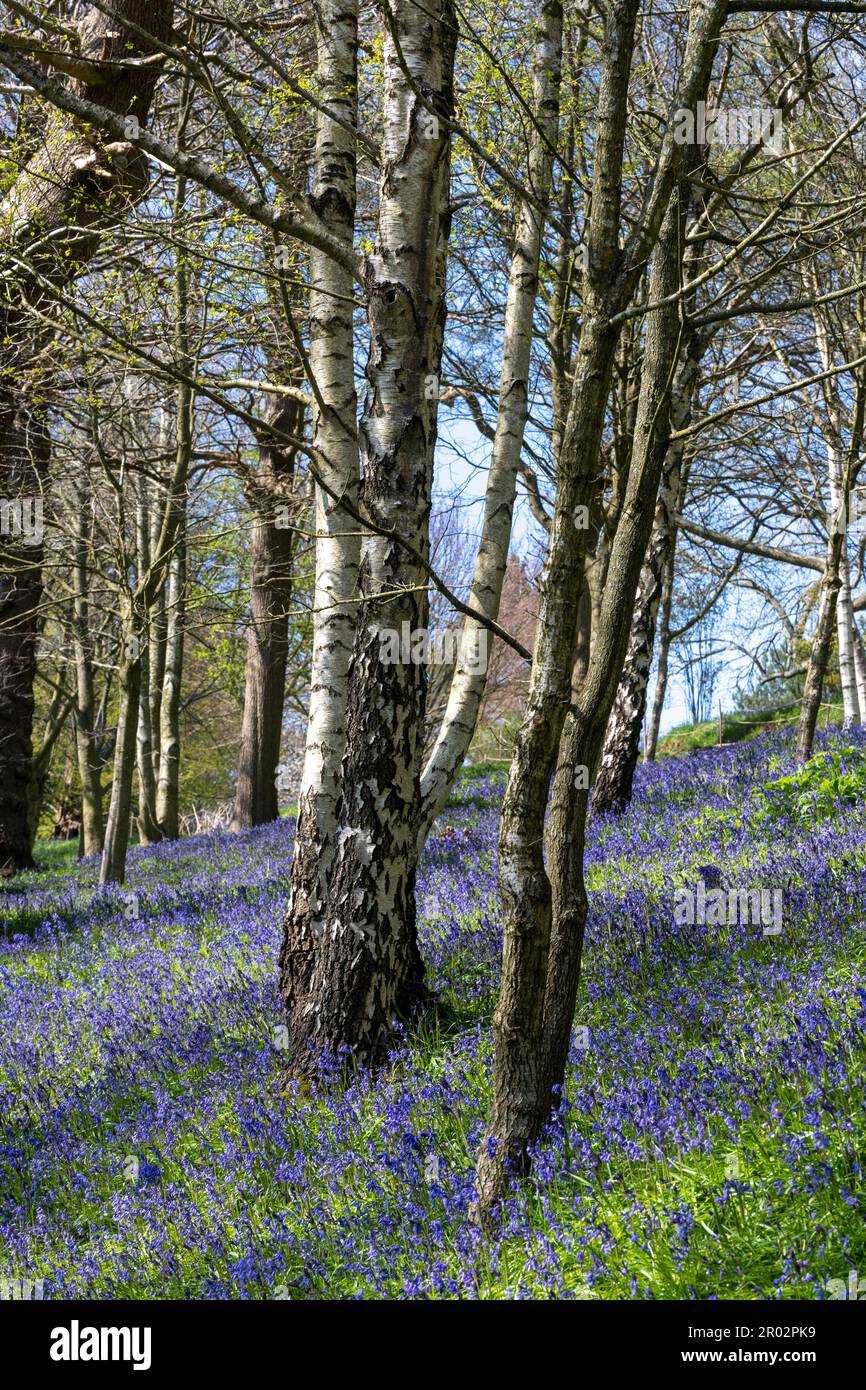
xmin=280 ymin=0 xmax=361 ymax=1010
xmin=282 ymin=0 xmax=456 ymax=1069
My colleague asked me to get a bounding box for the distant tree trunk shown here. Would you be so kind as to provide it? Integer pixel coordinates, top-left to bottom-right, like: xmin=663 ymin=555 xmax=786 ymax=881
xmin=0 ymin=0 xmax=173 ymax=876
xmin=797 ymin=524 xmax=845 ymax=761
xmin=100 ymin=617 xmax=143 ymax=886
xmin=135 ymin=476 xmax=162 ymax=845
xmin=419 ymin=0 xmax=562 ymax=841
xmin=281 ymin=0 xmax=456 ymax=1076
xmin=0 ymin=399 xmax=49 ymax=876
xmin=853 ymin=621 xmax=866 ymax=717
xmin=232 ymin=395 xmax=302 ymax=830
xmin=807 ymin=266 xmax=865 ymax=733
xmin=72 ymin=475 xmax=104 ymax=855
xmin=644 ymin=549 xmax=674 ymax=761
xmin=591 ymin=341 xmax=699 ymax=817
xmin=156 ymin=509 xmax=185 ymax=839
xmin=836 ymin=547 xmax=860 ymax=726
xmin=27 ymin=685 xmax=72 ymax=847
xmin=149 ymin=467 xmax=170 ymax=798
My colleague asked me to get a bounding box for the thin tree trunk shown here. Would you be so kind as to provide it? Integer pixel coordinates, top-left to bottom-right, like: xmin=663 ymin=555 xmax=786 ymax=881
xmin=27 ymin=684 xmax=72 ymax=847
xmin=281 ymin=0 xmax=456 ymax=1076
xmin=156 ymin=511 xmax=185 ymax=839
xmin=231 ymin=395 xmax=301 ymax=830
xmin=0 ymin=400 xmax=49 ymax=875
xmin=797 ymin=527 xmax=845 ymax=760
xmin=135 ymin=476 xmax=162 ymax=845
xmin=591 ymin=342 xmax=699 ymax=816
xmin=100 ymin=622 xmax=143 ymax=886
xmin=72 ymin=474 xmax=104 ymax=855
xmin=149 ymin=468 xmax=169 ymax=794
xmin=418 ymin=0 xmax=563 ymax=842
xmin=837 ymin=547 xmax=861 ymax=725
xmin=644 ymin=548 xmax=674 ymax=761
xmin=806 ymin=265 xmax=865 ymax=733
xmin=853 ymin=619 xmax=866 ymax=717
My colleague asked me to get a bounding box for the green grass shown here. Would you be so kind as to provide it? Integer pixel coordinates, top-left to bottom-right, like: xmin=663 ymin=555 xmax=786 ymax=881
xmin=658 ymin=702 xmax=845 ymax=758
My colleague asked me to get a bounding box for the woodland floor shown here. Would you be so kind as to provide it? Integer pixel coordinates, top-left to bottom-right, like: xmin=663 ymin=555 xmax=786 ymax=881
xmin=1 ymin=729 xmax=864 ymax=1298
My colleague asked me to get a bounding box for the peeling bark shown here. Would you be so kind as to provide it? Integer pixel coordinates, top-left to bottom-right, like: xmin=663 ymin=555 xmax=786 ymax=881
xmin=280 ymin=0 xmax=361 ymax=1017
xmin=282 ymin=0 xmax=457 ymax=1076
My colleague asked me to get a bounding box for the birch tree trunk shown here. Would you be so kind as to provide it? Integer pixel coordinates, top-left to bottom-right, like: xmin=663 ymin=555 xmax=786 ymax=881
xmin=156 ymin=510 xmax=185 ymax=839
xmin=135 ymin=476 xmax=162 ymax=845
xmin=796 ymin=524 xmax=846 ymax=760
xmin=644 ymin=548 xmax=675 ymax=761
xmin=796 ymin=367 xmax=866 ymax=758
xmin=100 ymin=617 xmax=143 ymax=886
xmin=853 ymin=621 xmax=866 ymax=716
xmin=837 ymin=545 xmax=861 ymax=725
xmin=73 ymin=475 xmax=104 ymax=856
xmin=279 ymin=0 xmax=361 ymax=1017
xmin=0 ymin=0 xmax=173 ymax=876
xmin=418 ymin=0 xmax=562 ymax=842
xmin=806 ymin=267 xmax=864 ymax=730
xmin=281 ymin=0 xmax=456 ymax=1077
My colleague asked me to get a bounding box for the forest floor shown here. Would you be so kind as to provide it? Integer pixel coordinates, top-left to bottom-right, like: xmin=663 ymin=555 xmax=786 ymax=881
xmin=1 ymin=729 xmax=864 ymax=1298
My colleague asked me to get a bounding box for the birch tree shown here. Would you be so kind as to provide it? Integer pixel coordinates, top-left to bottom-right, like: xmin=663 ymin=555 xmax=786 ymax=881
xmin=280 ymin=0 xmax=457 ymax=1074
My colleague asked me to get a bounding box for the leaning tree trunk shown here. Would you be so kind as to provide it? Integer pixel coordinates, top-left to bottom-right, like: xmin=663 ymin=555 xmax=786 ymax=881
xmin=231 ymin=395 xmax=302 ymax=830
xmin=0 ymin=0 xmax=173 ymax=876
xmin=280 ymin=0 xmax=456 ymax=1077
xmin=418 ymin=0 xmax=563 ymax=842
xmin=475 ymin=0 xmax=725 ymax=1216
xmin=591 ymin=340 xmax=699 ymax=818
